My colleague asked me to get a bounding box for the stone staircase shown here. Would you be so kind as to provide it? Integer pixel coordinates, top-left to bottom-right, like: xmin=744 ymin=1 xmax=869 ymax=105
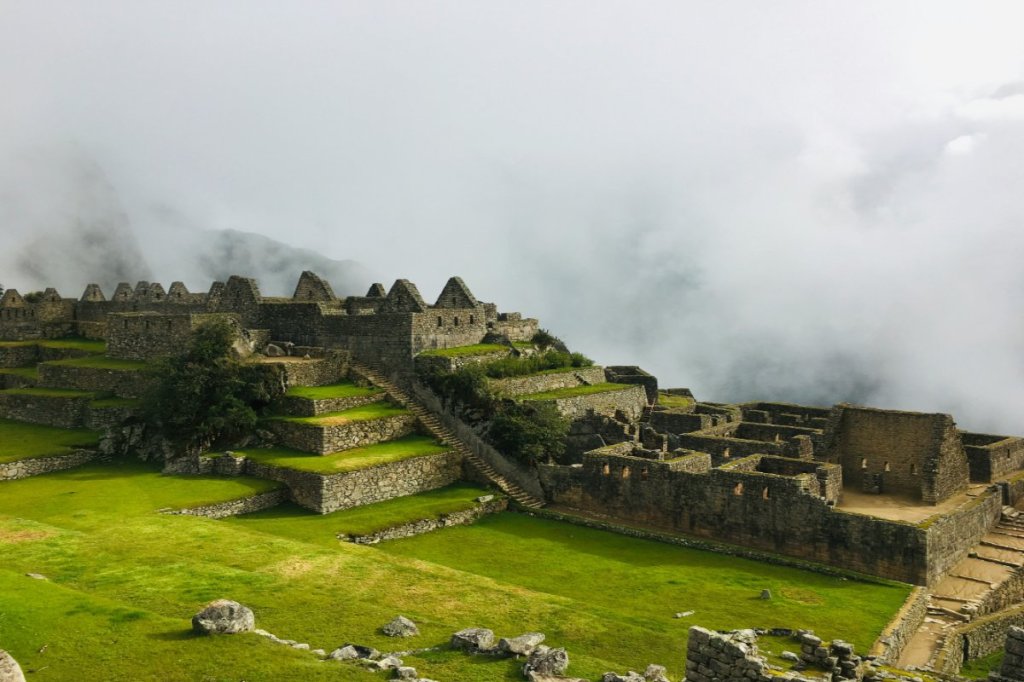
xmin=898 ymin=506 xmax=1024 ymax=671
xmin=350 ymin=362 xmax=545 ymax=509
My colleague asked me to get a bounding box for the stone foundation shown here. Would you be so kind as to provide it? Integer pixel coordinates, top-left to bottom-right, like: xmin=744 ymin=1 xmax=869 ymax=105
xmin=267 ymin=413 xmax=417 ymax=454
xmin=343 ymin=496 xmax=507 ymax=543
xmin=163 ymin=489 xmax=288 ymax=519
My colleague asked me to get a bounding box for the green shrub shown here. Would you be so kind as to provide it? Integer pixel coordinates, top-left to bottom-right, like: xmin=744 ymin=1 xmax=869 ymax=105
xmin=488 ymin=401 xmax=569 ymax=466
xmin=531 ymin=328 xmax=567 ymax=351
xmin=142 ymin=321 xmax=284 ymax=451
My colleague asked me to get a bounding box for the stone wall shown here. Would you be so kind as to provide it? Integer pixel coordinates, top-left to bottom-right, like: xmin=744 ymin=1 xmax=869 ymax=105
xmin=343 ymin=496 xmax=508 ymax=543
xmin=37 ymin=364 xmax=155 ymax=399
xmin=740 ymin=402 xmax=831 ymax=427
xmin=923 ymin=488 xmax=1002 ymax=585
xmin=106 ymin=313 xmax=200 ymax=360
xmin=267 ymin=413 xmax=417 ymax=455
xmin=489 ymin=313 xmax=539 ymax=342
xmin=823 ymin=406 xmax=969 ymax=504
xmin=164 ymin=489 xmax=287 ymax=519
xmin=605 ymin=365 xmax=658 ymax=403
xmin=651 ymin=410 xmax=712 ymax=434
xmin=675 ymin=431 xmax=786 ymax=466
xmin=0 ymin=393 xmax=91 ymax=428
xmin=869 ymin=587 xmax=929 ymax=664
xmin=0 ymin=449 xmax=98 ymax=480
xmin=264 ymin=352 xmax=349 ymax=388
xmin=275 ymin=392 xmax=382 ymax=417
xmin=488 ymin=366 xmax=607 ymax=397
xmin=0 ymin=346 xmax=40 ymax=368
xmin=414 ymin=348 xmax=510 ymax=374
xmin=528 ymin=384 xmax=647 ymax=421
xmin=933 ymin=607 xmax=1024 ymax=675
xmin=243 ymin=450 xmax=463 ymax=513
xmin=963 ymin=433 xmax=1024 ymax=483
xmin=538 ymin=453 xmax=932 ymax=584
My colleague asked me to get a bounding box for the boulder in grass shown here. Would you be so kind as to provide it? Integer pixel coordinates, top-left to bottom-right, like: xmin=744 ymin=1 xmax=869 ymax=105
xmin=191 ymin=599 xmax=255 ymax=634
xmin=523 ymin=646 xmax=569 ymax=677
xmin=0 ymin=650 xmax=26 ymax=682
xmin=497 ymin=632 xmax=546 ymax=656
xmin=382 ymin=615 xmax=420 ymax=638
xmin=644 ymin=664 xmax=670 ymax=682
xmin=450 ymin=627 xmax=495 ymax=652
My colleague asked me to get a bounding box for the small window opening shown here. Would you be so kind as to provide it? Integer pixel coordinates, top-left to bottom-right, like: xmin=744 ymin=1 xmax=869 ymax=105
xmin=602 ymin=463 xmax=610 ymax=476
xmin=884 ymin=461 xmax=891 ymax=472
xmin=469 ymin=314 xmax=475 ymax=324
xmin=123 ymin=319 xmax=129 ymax=329
xmin=622 ymin=466 xmax=631 ymax=479
xmin=454 ymin=317 xmax=460 ymax=326
xmin=722 ymin=447 xmax=731 ymax=459
xmin=437 ymin=316 xmax=443 ymax=327
xmin=762 ymin=487 xmax=770 ymax=500
xmin=861 ymin=458 xmax=868 ymax=469
xmin=641 ymin=468 xmax=649 ymax=481
xmin=910 ymin=463 xmax=917 ymax=475
xmin=733 ymin=482 xmax=744 ymax=496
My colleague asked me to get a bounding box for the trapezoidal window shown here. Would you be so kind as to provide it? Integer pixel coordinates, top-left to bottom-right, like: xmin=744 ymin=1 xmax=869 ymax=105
xmin=437 ymin=316 xmax=443 ymax=327
xmin=884 ymin=461 xmax=891 ymax=472
xmin=910 ymin=463 xmax=918 ymax=475
xmin=641 ymin=468 xmax=649 ymax=481
xmin=621 ymin=466 xmax=631 ymax=479
xmin=733 ymin=482 xmax=744 ymax=496
xmin=722 ymin=447 xmax=731 ymax=459
xmin=762 ymin=487 xmax=770 ymax=500
xmin=861 ymin=458 xmax=868 ymax=469
xmin=602 ymin=463 xmax=610 ymax=476
xmin=469 ymin=314 xmax=475 ymax=324
xmin=454 ymin=317 xmax=460 ymax=326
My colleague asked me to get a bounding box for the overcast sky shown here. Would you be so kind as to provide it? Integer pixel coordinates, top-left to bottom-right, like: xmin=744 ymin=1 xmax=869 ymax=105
xmin=2 ymin=2 xmax=1024 ymax=432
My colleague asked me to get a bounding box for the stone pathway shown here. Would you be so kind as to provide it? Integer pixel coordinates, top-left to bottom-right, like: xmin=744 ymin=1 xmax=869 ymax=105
xmin=898 ymin=506 xmax=1024 ymax=670
xmin=349 ymin=362 xmax=544 ymax=509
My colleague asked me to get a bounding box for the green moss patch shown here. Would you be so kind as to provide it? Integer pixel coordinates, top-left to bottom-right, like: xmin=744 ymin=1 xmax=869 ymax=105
xmin=236 ymin=435 xmax=449 ymax=474
xmin=270 ymin=401 xmax=409 ymax=425
xmin=89 ymin=397 xmax=141 ymax=409
xmin=0 ymin=337 xmax=106 ymax=353
xmin=227 ymin=483 xmax=494 ymax=542
xmin=0 ymin=418 xmax=101 ymax=463
xmin=0 ymin=366 xmax=40 ymax=380
xmin=519 ymin=383 xmax=631 ymax=401
xmin=284 ymin=381 xmax=383 ymax=400
xmin=0 ymin=387 xmax=96 ymax=399
xmin=658 ymin=392 xmax=695 ymax=409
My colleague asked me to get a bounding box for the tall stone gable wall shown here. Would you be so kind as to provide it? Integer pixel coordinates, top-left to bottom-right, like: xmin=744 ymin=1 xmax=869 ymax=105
xmin=823 ymin=406 xmax=969 ymax=504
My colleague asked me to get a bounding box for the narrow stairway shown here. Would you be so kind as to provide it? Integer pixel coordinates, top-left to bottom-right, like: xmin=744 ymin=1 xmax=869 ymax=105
xmin=898 ymin=506 xmax=1024 ymax=671
xmin=349 ymin=362 xmax=545 ymax=509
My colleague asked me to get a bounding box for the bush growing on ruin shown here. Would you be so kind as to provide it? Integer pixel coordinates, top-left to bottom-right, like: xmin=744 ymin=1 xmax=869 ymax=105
xmin=142 ymin=320 xmax=284 ymax=452
xmin=531 ymin=328 xmax=569 ymax=352
xmin=484 ymin=350 xmax=592 ymax=379
xmin=488 ymin=401 xmax=569 ymax=466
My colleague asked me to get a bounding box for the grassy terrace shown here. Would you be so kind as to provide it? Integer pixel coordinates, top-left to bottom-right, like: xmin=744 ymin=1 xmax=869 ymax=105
xmin=227 ymin=483 xmax=494 ymax=542
xmin=0 ymin=366 xmax=39 ymax=380
xmin=0 ymin=337 xmax=106 ymax=353
xmin=284 ymin=381 xmax=383 ymax=400
xmin=519 ymin=382 xmax=629 ymax=401
xmin=89 ymin=397 xmax=140 ymax=409
xmin=269 ymin=401 xmax=409 ymax=426
xmin=235 ymin=435 xmax=449 ymax=474
xmin=43 ymin=355 xmax=151 ymax=371
xmin=0 ymin=418 xmax=101 ymax=463
xmin=0 ymin=459 xmax=910 ymax=681
xmin=418 ymin=343 xmax=508 ymax=358
xmin=658 ymin=392 xmax=695 ymax=409
xmin=0 ymin=386 xmax=96 ymax=399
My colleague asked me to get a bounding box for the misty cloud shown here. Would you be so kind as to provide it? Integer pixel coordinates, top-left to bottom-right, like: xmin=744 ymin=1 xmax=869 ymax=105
xmin=2 ymin=2 xmax=1024 ymax=432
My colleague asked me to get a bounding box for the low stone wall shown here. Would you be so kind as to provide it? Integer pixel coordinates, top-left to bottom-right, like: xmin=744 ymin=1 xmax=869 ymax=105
xmin=343 ymin=496 xmax=508 ymax=543
xmin=275 ymin=353 xmax=349 ymax=388
xmin=414 ymin=349 xmax=510 ymax=374
xmin=933 ymin=604 xmax=1024 ymax=675
xmin=164 ymin=488 xmax=288 ymax=519
xmin=651 ymin=410 xmax=712 ymax=434
xmin=488 ymin=366 xmax=607 ymax=397
xmin=267 ymin=414 xmax=417 ymax=454
xmin=869 ymin=586 xmax=929 ymax=664
xmin=529 ymin=384 xmax=647 ymax=421
xmin=0 ymin=372 xmax=35 ymax=390
xmin=275 ymin=392 xmax=383 ymax=417
xmin=0 ymin=346 xmax=39 ymax=368
xmin=244 ymin=450 xmax=463 ymax=513
xmin=0 ymin=393 xmax=91 ymax=428
xmin=86 ymin=403 xmax=139 ymax=430
xmin=924 ymin=488 xmax=1002 ymax=586
xmin=0 ymin=449 xmax=98 ymax=480
xmin=37 ymin=364 xmax=155 ymax=399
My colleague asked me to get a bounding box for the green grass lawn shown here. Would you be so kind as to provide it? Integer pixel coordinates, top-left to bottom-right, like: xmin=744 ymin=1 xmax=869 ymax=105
xmin=236 ymin=435 xmax=449 ymax=474
xmin=226 ymin=483 xmax=494 ymax=543
xmin=0 ymin=418 xmax=101 ymax=463
xmin=0 ymin=337 xmax=106 ymax=353
xmin=285 ymin=381 xmax=383 ymax=400
xmin=418 ymin=343 xmax=509 ymax=358
xmin=0 ymin=386 xmax=97 ymax=399
xmin=270 ymin=402 xmax=409 ymax=425
xmin=658 ymin=392 xmax=695 ymax=409
xmin=0 ymin=366 xmax=40 ymax=380
xmin=519 ymin=382 xmax=631 ymax=401
xmin=43 ymin=355 xmax=151 ymax=371
xmin=960 ymin=650 xmax=1003 ymax=679
xmin=0 ymin=459 xmax=911 ymax=681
